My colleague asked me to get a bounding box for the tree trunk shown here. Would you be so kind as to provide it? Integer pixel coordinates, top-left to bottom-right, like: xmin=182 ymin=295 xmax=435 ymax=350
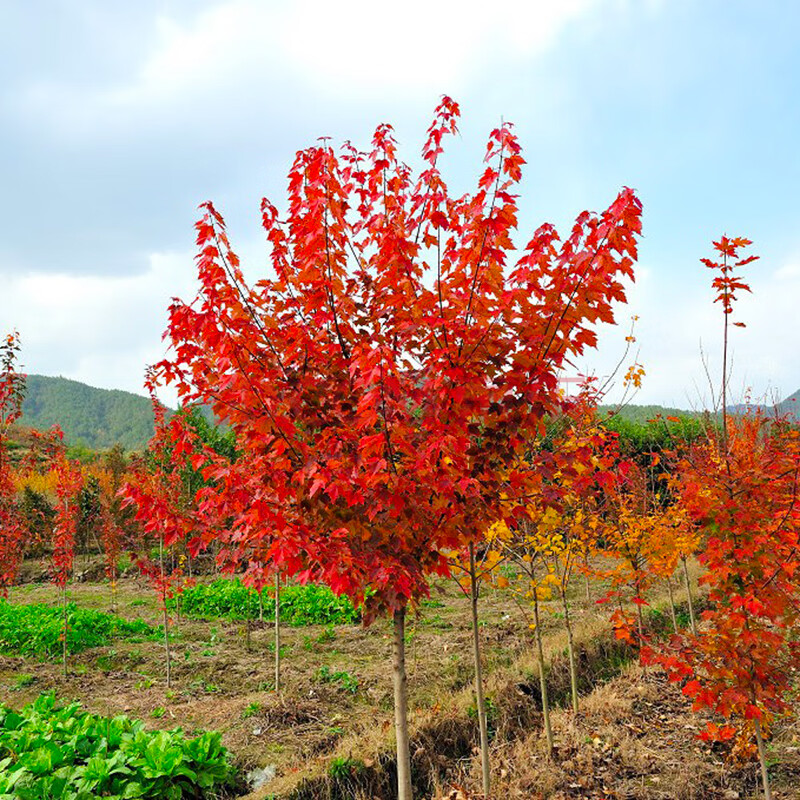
xmin=533 ymin=594 xmax=553 ymax=756
xmin=162 ymin=601 xmax=172 ymax=689
xmin=393 ymin=607 xmax=413 ymax=800
xmin=666 ymin=576 xmax=678 ymax=634
xmin=755 ymin=717 xmax=773 ymax=800
xmin=110 ymin=566 xmax=117 ymax=614
xmin=274 ymin=572 xmax=281 ymax=693
xmin=62 ymin=584 xmax=68 ymax=678
xmin=159 ymin=535 xmax=171 ymax=689
xmin=681 ymin=556 xmax=697 ymax=636
xmin=635 ymin=598 xmax=644 ymax=643
xmin=559 ymin=583 xmax=579 ymax=714
xmin=583 ymin=555 xmax=591 ymax=603
xmin=469 ymin=543 xmax=491 ymax=797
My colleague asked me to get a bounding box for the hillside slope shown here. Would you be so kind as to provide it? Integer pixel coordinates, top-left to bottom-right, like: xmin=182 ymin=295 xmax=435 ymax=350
xmin=19 ymin=375 xmax=155 ymax=451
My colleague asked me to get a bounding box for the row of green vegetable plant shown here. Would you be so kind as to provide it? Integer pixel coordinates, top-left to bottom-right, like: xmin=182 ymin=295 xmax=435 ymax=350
xmin=0 ymin=692 xmax=235 ymax=800
xmin=170 ymin=578 xmax=360 ymax=625
xmin=0 ymin=599 xmax=157 ymax=660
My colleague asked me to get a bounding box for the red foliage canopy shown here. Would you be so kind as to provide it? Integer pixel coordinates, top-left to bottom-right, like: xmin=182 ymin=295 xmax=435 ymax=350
xmin=149 ymin=98 xmax=642 ymax=617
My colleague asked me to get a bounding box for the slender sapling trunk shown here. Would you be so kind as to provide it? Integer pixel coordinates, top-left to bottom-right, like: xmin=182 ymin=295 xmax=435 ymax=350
xmin=533 ymin=593 xmax=553 ymax=755
xmin=469 ymin=543 xmax=491 ymax=796
xmin=559 ymin=582 xmax=579 ymax=714
xmin=666 ymin=576 xmax=678 ymax=634
xmin=393 ymin=606 xmax=413 ymax=800
xmin=62 ymin=584 xmax=68 ymax=678
xmin=681 ymin=556 xmax=697 ymax=635
xmin=274 ymin=571 xmax=281 ymax=692
xmin=159 ymin=535 xmax=172 ymax=689
xmin=755 ymin=717 xmax=773 ymax=800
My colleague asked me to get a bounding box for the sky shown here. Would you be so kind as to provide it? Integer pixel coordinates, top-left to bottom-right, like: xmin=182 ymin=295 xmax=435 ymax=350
xmin=2 ymin=0 xmax=799 ymax=410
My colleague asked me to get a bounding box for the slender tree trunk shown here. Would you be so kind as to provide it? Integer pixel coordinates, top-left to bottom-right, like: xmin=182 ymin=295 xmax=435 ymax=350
xmin=162 ymin=602 xmax=172 ymax=689
xmin=559 ymin=583 xmax=579 ymax=714
xmin=110 ymin=562 xmax=117 ymax=614
xmin=635 ymin=598 xmax=644 ymax=643
xmin=469 ymin=543 xmax=491 ymax=797
xmin=258 ymin=588 xmax=264 ymax=622
xmin=62 ymin=584 xmax=68 ymax=678
xmin=533 ymin=594 xmax=553 ymax=756
xmin=583 ymin=554 xmax=592 ymax=603
xmin=393 ymin=607 xmax=413 ymax=800
xmin=755 ymin=717 xmax=773 ymax=800
xmin=666 ymin=576 xmax=678 ymax=634
xmin=681 ymin=556 xmax=697 ymax=635
xmin=274 ymin=572 xmax=281 ymax=693
xmin=159 ymin=536 xmax=172 ymax=689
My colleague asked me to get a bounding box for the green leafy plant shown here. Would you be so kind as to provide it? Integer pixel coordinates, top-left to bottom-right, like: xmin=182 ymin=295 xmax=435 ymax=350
xmin=315 ymin=666 xmax=359 ymax=694
xmin=10 ymin=674 xmax=34 ymax=691
xmin=328 ymin=755 xmax=365 ymax=780
xmin=0 ymin=600 xmax=158 ymax=660
xmin=0 ymin=692 xmax=235 ymax=799
xmin=169 ymin=578 xmax=360 ymax=625
xmin=241 ymin=702 xmax=262 ymax=719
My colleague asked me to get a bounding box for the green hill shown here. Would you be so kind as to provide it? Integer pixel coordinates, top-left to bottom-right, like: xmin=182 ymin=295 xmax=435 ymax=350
xmin=778 ymin=389 xmax=800 ymax=419
xmin=19 ymin=375 xmax=156 ymax=451
xmin=598 ymin=403 xmax=703 ymax=424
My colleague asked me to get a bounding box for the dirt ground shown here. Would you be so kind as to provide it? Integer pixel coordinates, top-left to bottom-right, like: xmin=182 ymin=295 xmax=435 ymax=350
xmin=2 ymin=566 xmax=799 ymax=799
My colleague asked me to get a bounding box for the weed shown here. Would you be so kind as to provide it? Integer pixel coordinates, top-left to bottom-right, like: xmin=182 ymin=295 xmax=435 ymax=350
xmin=169 ymin=578 xmax=361 ymax=625
xmin=328 ymin=755 xmax=365 ymax=780
xmin=242 ymin=702 xmax=262 ymax=719
xmin=467 ymin=696 xmax=498 ymax=737
xmin=0 ymin=599 xmax=158 ymax=660
xmin=151 ymin=706 xmax=166 ymax=718
xmin=11 ymin=673 xmax=35 ymax=690
xmin=315 ymin=666 xmax=359 ymax=694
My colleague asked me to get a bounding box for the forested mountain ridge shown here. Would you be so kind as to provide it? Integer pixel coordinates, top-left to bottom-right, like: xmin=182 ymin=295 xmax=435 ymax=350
xmin=18 ymin=375 xmax=155 ymax=451
xmin=12 ymin=374 xmax=799 ymax=453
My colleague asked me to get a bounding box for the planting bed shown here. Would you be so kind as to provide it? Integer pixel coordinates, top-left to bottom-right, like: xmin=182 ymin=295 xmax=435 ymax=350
xmin=0 ymin=567 xmax=798 ymax=799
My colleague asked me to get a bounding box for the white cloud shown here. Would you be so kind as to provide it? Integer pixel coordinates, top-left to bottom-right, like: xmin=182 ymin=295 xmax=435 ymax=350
xmin=0 ymin=251 xmax=198 ymax=401
xmin=22 ymin=0 xmax=605 ymax=128
xmin=580 ymin=253 xmax=800 ymax=410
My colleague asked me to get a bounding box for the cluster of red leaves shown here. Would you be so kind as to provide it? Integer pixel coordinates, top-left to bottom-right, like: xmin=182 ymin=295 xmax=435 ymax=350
xmin=48 ymin=430 xmax=84 ymax=590
xmin=0 ymin=332 xmax=27 ymax=596
xmin=120 ymin=401 xmax=198 ymax=606
xmin=701 ymin=235 xmax=758 ymax=323
xmin=143 ymin=97 xmax=642 ymax=620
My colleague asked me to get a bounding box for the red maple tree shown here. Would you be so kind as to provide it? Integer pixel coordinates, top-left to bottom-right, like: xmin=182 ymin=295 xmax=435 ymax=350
xmin=0 ymin=332 xmax=27 ymax=596
xmin=144 ymin=98 xmax=642 ymax=798
xmin=644 ymin=237 xmax=798 ymax=800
